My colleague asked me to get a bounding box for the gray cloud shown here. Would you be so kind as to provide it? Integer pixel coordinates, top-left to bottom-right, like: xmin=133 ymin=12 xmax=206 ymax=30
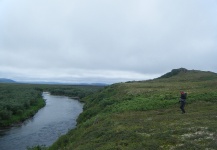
xmin=0 ymin=0 xmax=217 ymax=83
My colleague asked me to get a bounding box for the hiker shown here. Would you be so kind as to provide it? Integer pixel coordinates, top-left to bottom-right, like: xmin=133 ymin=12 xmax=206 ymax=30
xmin=179 ymin=91 xmax=187 ymax=113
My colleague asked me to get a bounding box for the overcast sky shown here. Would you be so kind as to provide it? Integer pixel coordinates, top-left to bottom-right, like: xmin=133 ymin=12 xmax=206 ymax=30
xmin=0 ymin=0 xmax=217 ymax=84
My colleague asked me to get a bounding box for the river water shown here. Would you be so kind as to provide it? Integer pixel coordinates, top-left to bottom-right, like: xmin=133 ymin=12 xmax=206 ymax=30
xmin=0 ymin=92 xmax=83 ymax=150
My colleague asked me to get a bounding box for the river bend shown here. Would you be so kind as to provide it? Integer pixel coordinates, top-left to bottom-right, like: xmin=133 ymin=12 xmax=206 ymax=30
xmin=0 ymin=92 xmax=83 ymax=150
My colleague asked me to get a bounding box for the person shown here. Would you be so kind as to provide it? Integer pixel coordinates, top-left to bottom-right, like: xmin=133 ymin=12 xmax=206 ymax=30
xmin=179 ymin=91 xmax=187 ymax=113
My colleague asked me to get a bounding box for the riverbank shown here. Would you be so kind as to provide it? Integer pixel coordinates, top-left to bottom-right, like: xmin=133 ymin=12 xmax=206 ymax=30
xmin=0 ymin=84 xmax=104 ymax=128
xmin=0 ymin=93 xmax=83 ymax=150
xmin=0 ymin=83 xmax=46 ymax=127
xmin=0 ymin=97 xmax=45 ymax=127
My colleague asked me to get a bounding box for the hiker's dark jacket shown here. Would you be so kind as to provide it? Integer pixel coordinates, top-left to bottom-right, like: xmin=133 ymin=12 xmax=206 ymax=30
xmin=180 ymin=93 xmax=187 ymax=102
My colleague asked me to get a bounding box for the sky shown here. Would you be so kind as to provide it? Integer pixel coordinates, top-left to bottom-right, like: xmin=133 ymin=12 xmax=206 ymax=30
xmin=0 ymin=0 xmax=217 ymax=84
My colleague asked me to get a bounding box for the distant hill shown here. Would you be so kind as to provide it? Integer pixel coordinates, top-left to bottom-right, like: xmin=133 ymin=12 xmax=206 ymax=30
xmin=157 ymin=68 xmax=217 ymax=81
xmin=0 ymin=78 xmax=16 ymax=83
xmin=159 ymin=68 xmax=188 ymax=78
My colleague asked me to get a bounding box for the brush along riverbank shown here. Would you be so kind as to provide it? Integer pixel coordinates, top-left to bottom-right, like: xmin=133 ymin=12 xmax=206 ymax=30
xmin=48 ymin=69 xmax=217 ymax=150
xmin=0 ymin=83 xmax=45 ymax=127
xmin=0 ymin=83 xmax=103 ymax=127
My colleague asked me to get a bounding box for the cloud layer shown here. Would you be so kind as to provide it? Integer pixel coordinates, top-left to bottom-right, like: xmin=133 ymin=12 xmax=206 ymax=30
xmin=1 ymin=0 xmax=217 ymax=83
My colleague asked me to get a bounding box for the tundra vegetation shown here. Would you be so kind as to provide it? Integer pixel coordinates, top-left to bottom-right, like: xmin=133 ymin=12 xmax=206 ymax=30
xmin=47 ymin=69 xmax=217 ymax=150
xmin=0 ymin=84 xmax=103 ymax=127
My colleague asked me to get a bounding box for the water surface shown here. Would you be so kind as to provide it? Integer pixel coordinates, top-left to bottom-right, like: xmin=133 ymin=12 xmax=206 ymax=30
xmin=0 ymin=92 xmax=83 ymax=150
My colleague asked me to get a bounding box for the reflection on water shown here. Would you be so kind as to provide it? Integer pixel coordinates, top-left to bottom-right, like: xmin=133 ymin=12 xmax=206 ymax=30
xmin=0 ymin=92 xmax=83 ymax=150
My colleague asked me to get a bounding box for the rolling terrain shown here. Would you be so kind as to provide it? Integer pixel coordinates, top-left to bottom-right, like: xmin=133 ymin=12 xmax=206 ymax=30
xmin=48 ymin=68 xmax=217 ymax=150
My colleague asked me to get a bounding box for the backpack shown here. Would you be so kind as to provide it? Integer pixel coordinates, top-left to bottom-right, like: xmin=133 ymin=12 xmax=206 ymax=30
xmin=181 ymin=92 xmax=187 ymax=99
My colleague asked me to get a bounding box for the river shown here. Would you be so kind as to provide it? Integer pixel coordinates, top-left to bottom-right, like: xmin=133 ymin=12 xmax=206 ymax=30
xmin=0 ymin=92 xmax=83 ymax=150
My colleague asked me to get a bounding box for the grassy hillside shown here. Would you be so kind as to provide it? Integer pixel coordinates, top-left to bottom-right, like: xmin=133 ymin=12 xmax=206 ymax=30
xmin=49 ymin=68 xmax=217 ymax=150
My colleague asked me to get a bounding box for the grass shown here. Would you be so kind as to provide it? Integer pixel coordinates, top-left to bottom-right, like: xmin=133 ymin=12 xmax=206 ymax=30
xmin=49 ymin=101 xmax=217 ymax=150
xmin=47 ymin=69 xmax=217 ymax=150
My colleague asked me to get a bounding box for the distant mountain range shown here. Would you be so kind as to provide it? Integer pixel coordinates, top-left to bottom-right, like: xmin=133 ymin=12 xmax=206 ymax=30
xmin=0 ymin=78 xmax=108 ymax=86
xmin=0 ymin=78 xmax=16 ymax=83
xmin=20 ymin=81 xmax=109 ymax=86
xmin=2 ymin=68 xmax=216 ymax=85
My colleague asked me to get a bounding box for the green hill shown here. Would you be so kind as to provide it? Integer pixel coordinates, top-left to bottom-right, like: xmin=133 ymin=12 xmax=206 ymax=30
xmin=158 ymin=68 xmax=217 ymax=81
xmin=48 ymin=68 xmax=217 ymax=150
